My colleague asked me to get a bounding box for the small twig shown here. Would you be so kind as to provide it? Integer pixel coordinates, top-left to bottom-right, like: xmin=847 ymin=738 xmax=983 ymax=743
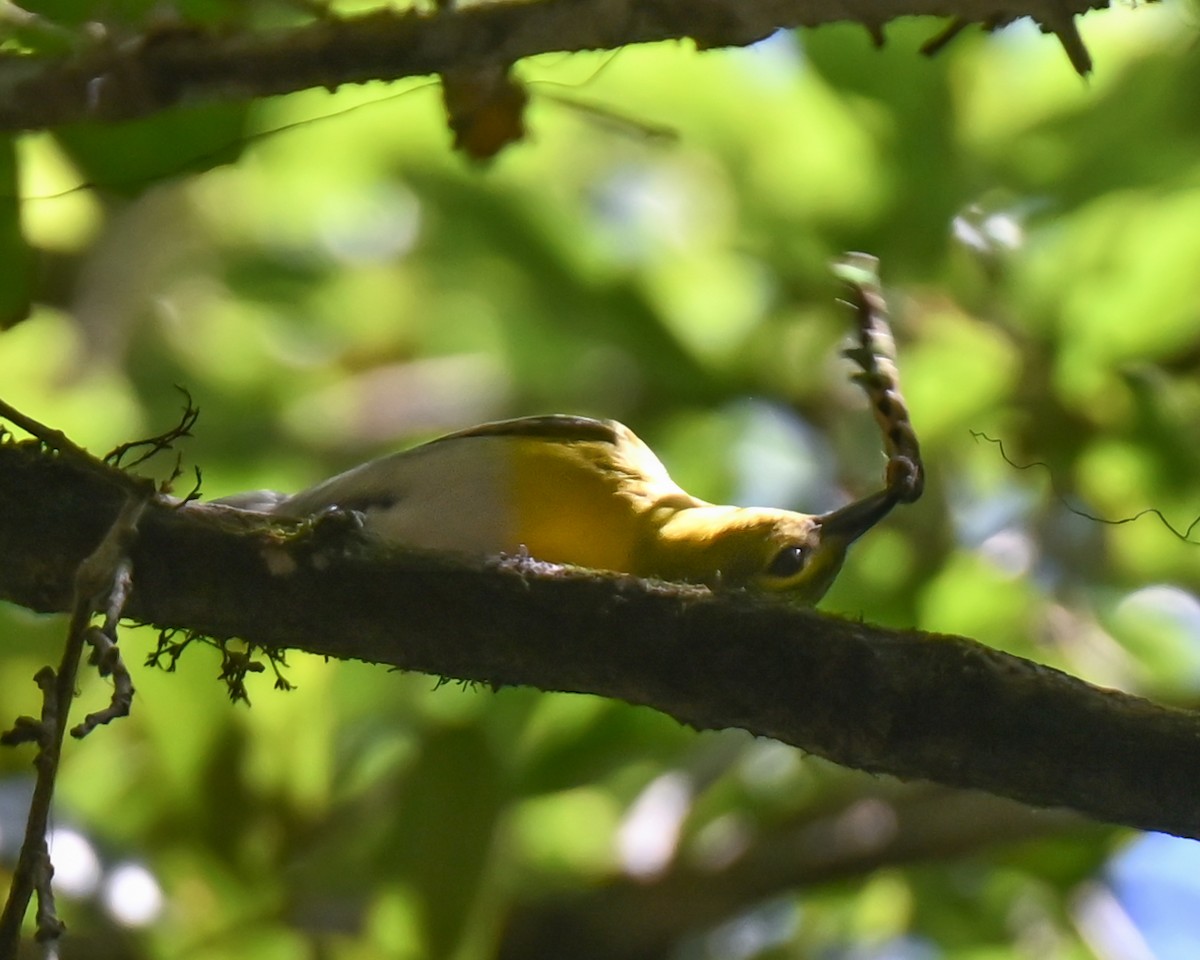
xmin=920 ymin=17 xmax=969 ymax=57
xmin=0 ymin=398 xmax=92 ymax=459
xmin=72 ymin=568 xmax=137 ymax=739
xmin=104 ymin=387 xmax=199 ymax=471
xmin=0 ymin=493 xmax=148 ymax=954
xmin=217 ymin=642 xmax=267 ymax=705
xmin=177 ymin=465 xmax=204 ymax=505
xmin=0 ymin=673 xmax=52 ymax=751
xmin=145 ymin=628 xmax=194 ymax=673
xmin=834 ymin=252 xmax=925 ymax=505
xmin=265 ymin=648 xmax=295 ymax=693
xmin=1038 ymin=1 xmax=1093 ymax=76
xmin=971 ymin=431 xmax=1200 ymax=544
xmin=0 ymin=669 xmax=57 ymax=752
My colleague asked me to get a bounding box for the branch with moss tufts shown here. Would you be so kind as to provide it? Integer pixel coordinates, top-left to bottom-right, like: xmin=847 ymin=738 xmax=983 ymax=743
xmin=0 ymin=407 xmax=1198 ymax=843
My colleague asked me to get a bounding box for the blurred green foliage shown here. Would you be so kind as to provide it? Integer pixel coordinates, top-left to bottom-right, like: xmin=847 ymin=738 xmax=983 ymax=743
xmin=2 ymin=0 xmax=1200 ymax=957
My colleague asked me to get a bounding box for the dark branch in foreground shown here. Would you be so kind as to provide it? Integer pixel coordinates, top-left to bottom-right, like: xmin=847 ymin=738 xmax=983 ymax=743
xmin=0 ymin=0 xmax=1108 ymax=134
xmin=1 ymin=439 xmax=1198 ymax=839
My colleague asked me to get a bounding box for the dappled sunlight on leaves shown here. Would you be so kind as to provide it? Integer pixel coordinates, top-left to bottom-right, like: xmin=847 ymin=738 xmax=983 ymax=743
xmin=1 ymin=8 xmax=1198 ymax=958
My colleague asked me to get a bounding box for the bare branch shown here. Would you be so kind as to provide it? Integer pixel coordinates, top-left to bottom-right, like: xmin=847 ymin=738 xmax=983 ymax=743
xmin=72 ymin=620 xmax=136 ymax=739
xmin=103 ymin=387 xmax=199 ymax=474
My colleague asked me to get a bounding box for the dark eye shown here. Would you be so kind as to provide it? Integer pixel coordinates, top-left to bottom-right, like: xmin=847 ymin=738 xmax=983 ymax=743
xmin=765 ymin=545 xmax=808 ymax=579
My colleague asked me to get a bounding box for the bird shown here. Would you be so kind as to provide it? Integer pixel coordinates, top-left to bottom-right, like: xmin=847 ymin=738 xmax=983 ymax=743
xmin=218 ymin=414 xmax=911 ymax=605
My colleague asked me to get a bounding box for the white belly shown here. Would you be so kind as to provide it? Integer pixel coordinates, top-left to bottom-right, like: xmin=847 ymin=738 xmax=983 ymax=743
xmin=275 ymin=438 xmax=515 ymax=555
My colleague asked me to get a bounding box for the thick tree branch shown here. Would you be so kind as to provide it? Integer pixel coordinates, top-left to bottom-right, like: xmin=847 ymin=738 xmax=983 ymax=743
xmin=0 ymin=0 xmax=1108 ymax=134
xmin=1 ymin=438 xmax=1197 ymax=839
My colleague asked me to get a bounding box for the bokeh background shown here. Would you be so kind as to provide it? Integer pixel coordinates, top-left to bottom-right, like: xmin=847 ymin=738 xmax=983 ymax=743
xmin=3 ymin=1 xmax=1200 ymax=956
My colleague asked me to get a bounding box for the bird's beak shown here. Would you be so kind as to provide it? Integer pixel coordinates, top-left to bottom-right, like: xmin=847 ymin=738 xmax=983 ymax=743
xmin=816 ymin=489 xmax=898 ymax=546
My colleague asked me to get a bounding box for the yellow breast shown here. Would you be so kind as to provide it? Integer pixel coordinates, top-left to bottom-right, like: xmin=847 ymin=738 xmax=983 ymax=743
xmin=504 ymin=434 xmax=647 ymax=571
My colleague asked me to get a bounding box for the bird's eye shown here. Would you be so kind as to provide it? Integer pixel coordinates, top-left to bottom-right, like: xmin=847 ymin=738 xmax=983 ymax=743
xmin=765 ymin=545 xmax=808 ymax=579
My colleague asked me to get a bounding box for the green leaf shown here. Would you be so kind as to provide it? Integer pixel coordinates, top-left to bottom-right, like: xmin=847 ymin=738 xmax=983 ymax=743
xmin=54 ymin=101 xmax=251 ymax=195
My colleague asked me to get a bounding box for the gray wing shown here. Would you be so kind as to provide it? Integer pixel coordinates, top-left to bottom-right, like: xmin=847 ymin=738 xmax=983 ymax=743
xmin=428 ymin=415 xmax=622 ymax=446
xmin=271 ymin=453 xmax=421 ymax=519
xmin=268 ymin=431 xmax=513 ymax=551
xmin=265 ymin=416 xmax=623 ymax=519
xmin=210 ymin=416 xmax=625 ymax=536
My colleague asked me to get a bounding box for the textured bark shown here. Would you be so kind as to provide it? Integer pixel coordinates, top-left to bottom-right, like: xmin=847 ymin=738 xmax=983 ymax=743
xmin=1 ymin=439 xmax=1198 ymax=839
xmin=0 ymin=0 xmax=1106 ymax=133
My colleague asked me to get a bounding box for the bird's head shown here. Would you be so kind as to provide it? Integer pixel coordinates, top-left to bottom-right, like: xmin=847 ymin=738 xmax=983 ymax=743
xmin=648 ymin=489 xmax=900 ymax=605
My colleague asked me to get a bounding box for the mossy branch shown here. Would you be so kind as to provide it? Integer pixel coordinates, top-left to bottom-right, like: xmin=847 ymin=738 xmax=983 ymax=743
xmin=1 ymin=436 xmax=1198 ymax=839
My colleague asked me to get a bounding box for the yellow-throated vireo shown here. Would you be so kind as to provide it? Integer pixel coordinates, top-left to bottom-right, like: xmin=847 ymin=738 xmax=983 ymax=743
xmin=218 ymin=256 xmax=922 ymax=605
